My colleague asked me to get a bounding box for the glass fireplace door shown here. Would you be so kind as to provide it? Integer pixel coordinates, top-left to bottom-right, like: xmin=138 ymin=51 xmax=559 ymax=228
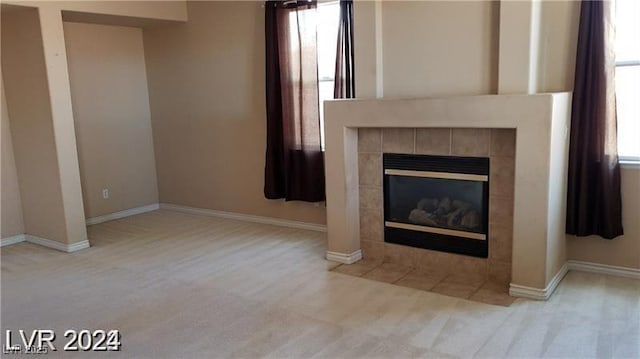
xmin=383 ymin=153 xmax=490 ymax=258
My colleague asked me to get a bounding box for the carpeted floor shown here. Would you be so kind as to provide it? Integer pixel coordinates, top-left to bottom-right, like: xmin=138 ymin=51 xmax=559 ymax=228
xmin=1 ymin=209 xmax=639 ymax=358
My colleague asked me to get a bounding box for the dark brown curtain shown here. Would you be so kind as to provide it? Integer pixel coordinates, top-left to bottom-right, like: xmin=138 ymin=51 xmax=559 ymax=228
xmin=566 ymin=0 xmax=623 ymax=239
xmin=264 ymin=0 xmax=325 ymax=202
xmin=334 ymin=0 xmax=355 ymax=99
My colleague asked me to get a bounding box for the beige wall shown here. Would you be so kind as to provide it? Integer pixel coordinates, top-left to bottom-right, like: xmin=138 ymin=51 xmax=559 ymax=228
xmin=39 ymin=6 xmax=89 ymax=245
xmin=142 ymin=0 xmax=497 ymax=226
xmin=1 ymin=7 xmax=69 ymax=243
xmin=1 ymin=77 xmax=25 ymax=238
xmin=537 ymin=0 xmax=581 ymax=93
xmin=358 ymin=0 xmax=578 ymax=98
xmin=545 ymin=95 xmax=571 ymax=282
xmin=497 ymin=0 xmax=540 ymax=93
xmin=143 ymin=1 xmax=326 ymax=225
xmin=381 ymin=1 xmax=499 ymax=98
xmin=353 ymin=0 xmax=379 ymax=98
xmin=64 ymin=21 xmax=158 ymax=218
xmin=567 ymin=169 xmax=640 ymax=269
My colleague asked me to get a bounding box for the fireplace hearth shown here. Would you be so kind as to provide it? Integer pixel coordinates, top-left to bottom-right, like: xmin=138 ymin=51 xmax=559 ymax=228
xmin=383 ymin=153 xmax=490 ymax=258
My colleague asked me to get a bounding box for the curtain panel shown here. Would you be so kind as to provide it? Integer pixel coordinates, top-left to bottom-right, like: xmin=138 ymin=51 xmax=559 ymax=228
xmin=334 ymin=0 xmax=355 ymax=99
xmin=566 ymin=0 xmax=623 ymax=239
xmin=264 ymin=0 xmax=326 ymax=202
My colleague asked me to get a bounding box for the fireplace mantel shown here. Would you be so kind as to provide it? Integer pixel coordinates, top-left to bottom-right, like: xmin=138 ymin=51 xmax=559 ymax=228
xmin=323 ymin=93 xmax=572 ymax=299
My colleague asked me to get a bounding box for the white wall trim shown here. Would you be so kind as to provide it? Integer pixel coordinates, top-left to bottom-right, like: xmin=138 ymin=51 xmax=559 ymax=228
xmin=65 ymin=239 xmax=91 ymax=253
xmin=86 ymin=203 xmax=159 ymax=226
xmin=1 ymin=234 xmax=89 ymax=252
xmin=510 ymin=262 xmax=569 ymax=300
xmin=568 ymin=260 xmax=640 ymax=280
xmin=160 ymin=203 xmax=327 ymax=232
xmin=510 ymin=260 xmax=640 ymax=301
xmin=1 ymin=234 xmax=27 ymax=247
xmin=25 ymin=235 xmax=90 ymax=253
xmin=326 ymin=250 xmax=363 ymax=264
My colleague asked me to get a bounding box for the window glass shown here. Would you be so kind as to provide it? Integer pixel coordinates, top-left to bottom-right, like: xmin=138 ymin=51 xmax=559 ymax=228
xmin=615 ymin=0 xmax=640 ymax=160
xmin=615 ymin=66 xmax=640 ymax=158
xmin=615 ymin=0 xmax=640 ymax=62
xmin=316 ymin=2 xmax=340 ymax=149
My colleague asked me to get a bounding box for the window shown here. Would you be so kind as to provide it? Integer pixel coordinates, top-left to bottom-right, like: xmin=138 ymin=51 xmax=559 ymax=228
xmin=316 ymin=1 xmax=340 ymax=149
xmin=615 ymin=0 xmax=640 ymax=162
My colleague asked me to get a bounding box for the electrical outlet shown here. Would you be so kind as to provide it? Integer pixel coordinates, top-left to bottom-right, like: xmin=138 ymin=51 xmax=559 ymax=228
xmin=102 ymin=188 xmax=109 ymax=199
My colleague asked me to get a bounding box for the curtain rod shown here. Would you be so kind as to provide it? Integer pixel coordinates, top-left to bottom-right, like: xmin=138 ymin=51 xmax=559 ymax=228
xmin=261 ymin=0 xmax=314 ymax=8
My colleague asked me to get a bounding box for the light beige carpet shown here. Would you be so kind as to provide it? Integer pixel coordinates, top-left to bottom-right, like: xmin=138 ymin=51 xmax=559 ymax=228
xmin=1 ymin=209 xmax=639 ymax=358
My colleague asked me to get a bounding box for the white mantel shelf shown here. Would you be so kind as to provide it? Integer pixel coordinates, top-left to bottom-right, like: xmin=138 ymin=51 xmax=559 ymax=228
xmin=323 ymin=93 xmax=572 ymax=296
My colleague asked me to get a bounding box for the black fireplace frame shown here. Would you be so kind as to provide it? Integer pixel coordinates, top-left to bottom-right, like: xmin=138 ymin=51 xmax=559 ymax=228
xmin=383 ymin=153 xmax=490 ymax=258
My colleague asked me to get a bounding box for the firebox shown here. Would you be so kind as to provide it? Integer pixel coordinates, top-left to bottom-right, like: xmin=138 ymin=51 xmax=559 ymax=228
xmin=383 ymin=153 xmax=490 ymax=258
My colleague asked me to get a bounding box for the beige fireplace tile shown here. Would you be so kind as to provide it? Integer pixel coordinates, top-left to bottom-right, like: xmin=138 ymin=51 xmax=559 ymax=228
xmin=490 ymin=156 xmax=515 ymax=198
xmin=382 ymin=128 xmax=415 ymax=154
xmin=384 ymin=243 xmax=417 ymax=267
xmin=415 ymin=128 xmax=451 ymax=155
xmin=451 ymin=128 xmax=491 ymax=156
xmin=413 ymin=248 xmax=438 ymax=271
xmin=431 ymin=276 xmax=483 ymax=299
xmin=488 ymin=260 xmax=512 ymax=286
xmin=358 ymin=128 xmax=382 ymax=153
xmin=359 ymin=186 xmax=382 ymax=210
xmin=395 ymin=267 xmax=448 ymax=291
xmin=360 ymin=207 xmax=383 ymax=242
xmin=481 ymin=279 xmax=510 ymax=293
xmin=489 ymin=221 xmax=513 ymax=263
xmin=457 ymin=256 xmax=489 ymax=280
xmin=361 ymin=240 xmax=384 ymax=260
xmin=443 ymin=260 xmax=488 ymax=287
xmin=414 ymin=248 xmax=460 ymax=274
xmin=469 ymin=281 xmax=515 ymax=307
xmin=362 ymin=262 xmax=412 ymax=283
xmin=358 ymin=153 xmax=382 ymax=187
xmin=490 ymin=195 xmax=514 ymax=223
xmin=490 ymin=129 xmax=516 ymax=157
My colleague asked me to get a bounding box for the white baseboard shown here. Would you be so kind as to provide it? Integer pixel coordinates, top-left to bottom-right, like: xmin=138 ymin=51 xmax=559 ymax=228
xmin=160 ymin=203 xmax=327 ymax=232
xmin=326 ymin=249 xmax=362 ymax=264
xmin=1 ymin=234 xmax=26 ymax=247
xmin=509 ymin=260 xmax=640 ymax=301
xmin=86 ymin=203 xmax=160 ymax=226
xmin=1 ymin=234 xmax=89 ymax=252
xmin=64 ymin=239 xmax=91 ymax=253
xmin=510 ymin=262 xmax=569 ymax=301
xmin=568 ymin=260 xmax=640 ymax=280
xmin=25 ymin=235 xmax=90 ymax=253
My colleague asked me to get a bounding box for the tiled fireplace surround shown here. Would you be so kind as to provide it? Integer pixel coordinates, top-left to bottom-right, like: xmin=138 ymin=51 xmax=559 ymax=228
xmin=323 ymin=94 xmax=572 ymax=299
xmin=357 ymin=128 xmax=515 ymax=288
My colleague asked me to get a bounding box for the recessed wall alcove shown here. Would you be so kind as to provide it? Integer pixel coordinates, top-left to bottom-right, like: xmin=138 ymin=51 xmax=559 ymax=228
xmin=323 ymin=93 xmax=572 ymax=298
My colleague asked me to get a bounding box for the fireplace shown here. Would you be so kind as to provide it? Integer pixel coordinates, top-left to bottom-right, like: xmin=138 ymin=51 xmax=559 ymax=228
xmin=383 ymin=153 xmax=489 ymax=258
xmin=324 ymin=94 xmax=572 ymax=297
